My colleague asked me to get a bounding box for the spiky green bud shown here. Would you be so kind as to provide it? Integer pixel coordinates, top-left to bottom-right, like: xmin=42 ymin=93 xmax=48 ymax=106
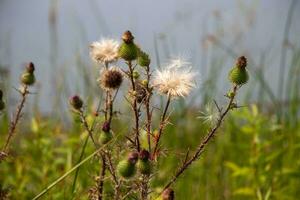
xmin=117 ymin=152 xmax=138 ymax=179
xmin=99 ymin=131 xmax=113 ymax=144
xmin=137 ymin=51 xmax=151 ymax=67
xmin=21 ymin=62 xmax=36 ymax=85
xmin=132 ymin=71 xmax=140 ymax=79
xmin=137 ymin=160 xmax=151 ymax=175
xmin=118 ymin=31 xmax=138 ymax=61
xmin=21 ymin=73 xmax=35 ymax=85
xmin=228 ymin=56 xmax=249 ymax=85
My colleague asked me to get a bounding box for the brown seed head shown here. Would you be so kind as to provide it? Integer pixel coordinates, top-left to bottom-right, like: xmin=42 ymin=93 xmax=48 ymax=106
xmin=100 ymin=67 xmax=123 ymax=90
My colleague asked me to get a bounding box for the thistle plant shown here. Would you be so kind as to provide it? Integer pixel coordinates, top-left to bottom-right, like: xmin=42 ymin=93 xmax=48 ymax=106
xmin=0 ymin=62 xmax=36 ymax=162
xmin=63 ymin=31 xmax=249 ymax=200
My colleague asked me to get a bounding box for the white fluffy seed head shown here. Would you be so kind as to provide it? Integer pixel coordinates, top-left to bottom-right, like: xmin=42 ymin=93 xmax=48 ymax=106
xmin=89 ymin=38 xmax=119 ymax=64
xmin=153 ymin=58 xmax=197 ymax=98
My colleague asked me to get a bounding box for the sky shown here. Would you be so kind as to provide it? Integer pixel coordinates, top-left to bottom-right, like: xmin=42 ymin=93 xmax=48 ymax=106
xmin=0 ymin=0 xmax=299 ymax=112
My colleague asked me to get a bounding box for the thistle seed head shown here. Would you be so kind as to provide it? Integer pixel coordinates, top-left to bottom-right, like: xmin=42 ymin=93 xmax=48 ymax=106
xmin=99 ymin=67 xmax=123 ymax=90
xmin=69 ymin=95 xmax=83 ymax=110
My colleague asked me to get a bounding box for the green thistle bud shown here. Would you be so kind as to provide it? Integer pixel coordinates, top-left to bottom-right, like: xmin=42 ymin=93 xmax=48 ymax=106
xmin=117 ymin=152 xmax=138 ymax=178
xmin=227 ymin=91 xmax=235 ymax=98
xmin=137 ymin=160 xmax=151 ymax=175
xmin=132 ymin=71 xmax=140 ymax=79
xmin=21 ymin=62 xmax=36 ymax=85
xmin=69 ymin=95 xmax=83 ymax=110
xmin=21 ymin=73 xmax=35 ymax=85
xmin=137 ymin=51 xmax=151 ymax=67
xmin=228 ymin=56 xmax=249 ymax=85
xmin=99 ymin=130 xmax=113 ymax=144
xmin=137 ymin=150 xmax=151 ymax=175
xmin=118 ymin=31 xmax=138 ymax=61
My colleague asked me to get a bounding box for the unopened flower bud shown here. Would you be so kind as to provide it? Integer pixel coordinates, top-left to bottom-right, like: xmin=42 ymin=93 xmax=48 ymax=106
xmin=117 ymin=151 xmax=138 ymax=178
xmin=102 ymin=121 xmax=110 ymax=132
xmin=118 ymin=31 xmax=138 ymax=61
xmin=69 ymin=95 xmax=83 ymax=110
xmin=227 ymin=91 xmax=235 ymax=98
xmin=228 ymin=56 xmax=249 ymax=85
xmin=99 ymin=131 xmax=113 ymax=144
xmin=137 ymin=51 xmax=151 ymax=67
xmin=132 ymin=71 xmax=140 ymax=79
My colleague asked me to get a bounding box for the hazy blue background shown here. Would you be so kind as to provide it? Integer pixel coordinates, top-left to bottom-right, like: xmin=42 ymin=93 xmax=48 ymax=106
xmin=0 ymin=0 xmax=299 ymax=113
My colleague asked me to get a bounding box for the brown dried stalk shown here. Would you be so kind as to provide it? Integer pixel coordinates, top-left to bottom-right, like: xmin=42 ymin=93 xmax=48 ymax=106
xmin=162 ymin=85 xmax=238 ymax=191
xmin=2 ymin=85 xmax=29 ymax=156
xmin=127 ymin=61 xmax=141 ymax=151
xmin=144 ymin=64 xmax=153 ymax=152
xmin=152 ymin=95 xmax=171 ymax=159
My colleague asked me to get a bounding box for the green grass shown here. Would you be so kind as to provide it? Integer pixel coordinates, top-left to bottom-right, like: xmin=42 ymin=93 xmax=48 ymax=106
xmin=1 ymin=102 xmax=300 ymax=199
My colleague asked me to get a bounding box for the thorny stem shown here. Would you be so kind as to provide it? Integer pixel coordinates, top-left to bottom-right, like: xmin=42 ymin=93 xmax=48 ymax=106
xmin=161 ymin=85 xmax=238 ymax=192
xmin=71 ymin=99 xmax=102 ymax=194
xmin=2 ymin=85 xmax=29 ymax=154
xmin=145 ymin=65 xmax=152 ymax=153
xmin=152 ymin=94 xmax=172 ymax=158
xmin=79 ymin=111 xmax=98 ymax=148
xmin=140 ymin=175 xmax=150 ymax=200
xmin=98 ymin=154 xmax=106 ymax=200
xmin=127 ymin=61 xmax=141 ymax=152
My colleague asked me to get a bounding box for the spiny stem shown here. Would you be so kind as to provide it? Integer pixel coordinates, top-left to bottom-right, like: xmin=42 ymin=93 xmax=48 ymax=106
xmin=145 ymin=65 xmax=152 ymax=153
xmin=162 ymin=85 xmax=238 ymax=191
xmin=71 ymin=99 xmax=102 ymax=194
xmin=152 ymin=94 xmax=171 ymax=158
xmin=79 ymin=111 xmax=98 ymax=148
xmin=127 ymin=61 xmax=141 ymax=152
xmin=3 ymin=85 xmax=29 ymax=153
xmin=98 ymin=153 xmax=106 ymax=200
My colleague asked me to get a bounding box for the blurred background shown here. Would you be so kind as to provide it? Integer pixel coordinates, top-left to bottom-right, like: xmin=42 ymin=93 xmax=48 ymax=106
xmin=1 ymin=0 xmax=300 ymax=199
xmin=1 ymin=0 xmax=300 ymax=114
